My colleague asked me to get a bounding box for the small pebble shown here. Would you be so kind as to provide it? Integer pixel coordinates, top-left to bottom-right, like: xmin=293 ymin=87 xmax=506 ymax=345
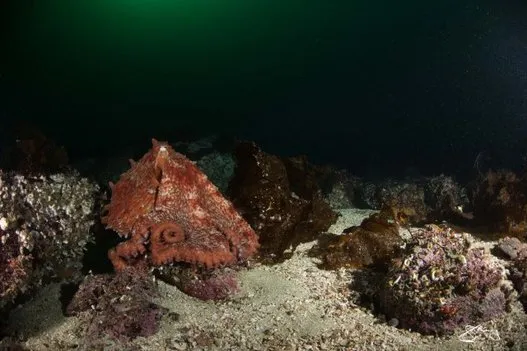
xmin=387 ymin=318 xmax=399 ymax=327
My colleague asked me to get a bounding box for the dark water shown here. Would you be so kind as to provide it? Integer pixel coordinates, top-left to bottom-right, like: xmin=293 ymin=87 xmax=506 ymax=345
xmin=1 ymin=0 xmax=527 ymax=180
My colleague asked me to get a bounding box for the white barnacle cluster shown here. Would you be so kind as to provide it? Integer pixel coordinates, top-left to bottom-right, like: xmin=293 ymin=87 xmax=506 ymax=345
xmin=385 ymin=225 xmax=468 ymax=311
xmin=16 ymin=229 xmax=34 ymax=252
xmin=382 ymin=223 xmax=509 ymax=334
xmin=0 ymin=170 xmax=99 ymax=282
xmin=0 ymin=217 xmax=8 ymax=231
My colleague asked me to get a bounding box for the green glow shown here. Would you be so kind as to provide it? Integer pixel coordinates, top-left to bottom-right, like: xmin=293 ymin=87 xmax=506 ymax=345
xmin=5 ymin=1 xmax=420 ymax=107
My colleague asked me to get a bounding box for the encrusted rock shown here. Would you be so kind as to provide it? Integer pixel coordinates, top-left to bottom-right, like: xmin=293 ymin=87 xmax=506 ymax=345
xmin=379 ymin=224 xmax=509 ymax=335
xmin=497 ymin=237 xmax=527 ymax=312
xmin=67 ymin=268 xmax=167 ymax=346
xmin=354 ymin=175 xmax=470 ymax=225
xmin=0 ymin=170 xmax=99 ymax=311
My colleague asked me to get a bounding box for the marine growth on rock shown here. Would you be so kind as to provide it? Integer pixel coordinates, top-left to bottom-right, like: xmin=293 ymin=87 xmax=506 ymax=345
xmin=379 ymin=224 xmax=509 ymax=335
xmin=66 ymin=268 xmax=167 ymax=346
xmin=0 ymin=170 xmax=99 ymax=311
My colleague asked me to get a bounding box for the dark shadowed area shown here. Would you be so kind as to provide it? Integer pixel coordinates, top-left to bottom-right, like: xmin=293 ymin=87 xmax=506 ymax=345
xmin=1 ymin=0 xmax=527 ymax=180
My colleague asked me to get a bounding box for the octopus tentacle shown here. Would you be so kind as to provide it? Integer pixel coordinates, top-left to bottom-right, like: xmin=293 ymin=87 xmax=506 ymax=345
xmin=108 ymin=233 xmax=147 ymax=271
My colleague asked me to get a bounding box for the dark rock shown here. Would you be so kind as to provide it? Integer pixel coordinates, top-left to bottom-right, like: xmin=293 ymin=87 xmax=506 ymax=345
xmin=472 ymin=170 xmax=527 ymax=238
xmin=354 ymin=175 xmax=470 ymax=225
xmin=228 ymin=141 xmax=338 ymax=262
xmin=310 ymin=210 xmax=403 ymax=270
xmin=0 ymin=121 xmax=69 ymax=174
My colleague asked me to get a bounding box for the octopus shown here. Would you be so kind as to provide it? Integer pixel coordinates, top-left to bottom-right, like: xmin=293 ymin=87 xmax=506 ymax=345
xmin=102 ymin=139 xmax=259 ymax=272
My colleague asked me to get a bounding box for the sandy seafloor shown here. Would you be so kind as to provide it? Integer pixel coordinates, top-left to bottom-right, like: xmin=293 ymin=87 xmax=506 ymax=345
xmin=4 ymin=209 xmax=527 ymax=351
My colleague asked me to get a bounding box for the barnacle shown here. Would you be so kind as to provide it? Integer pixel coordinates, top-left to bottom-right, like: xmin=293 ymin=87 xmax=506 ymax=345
xmin=379 ymin=224 xmax=508 ymax=335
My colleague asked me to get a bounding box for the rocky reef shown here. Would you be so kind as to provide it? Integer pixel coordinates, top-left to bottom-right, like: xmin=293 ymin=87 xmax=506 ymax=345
xmin=0 ymin=170 xmax=99 ymax=312
xmin=4 ymin=133 xmax=527 ymax=347
xmin=352 ymin=175 xmax=471 ymax=225
xmin=379 ymin=224 xmax=510 ymax=335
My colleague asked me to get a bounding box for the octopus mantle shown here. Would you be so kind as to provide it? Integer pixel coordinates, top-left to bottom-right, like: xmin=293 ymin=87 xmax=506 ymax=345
xmin=103 ymin=139 xmax=259 ymax=271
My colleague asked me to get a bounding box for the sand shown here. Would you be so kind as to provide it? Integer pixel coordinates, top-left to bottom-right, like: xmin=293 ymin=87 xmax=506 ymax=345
xmin=4 ymin=208 xmax=527 ymax=350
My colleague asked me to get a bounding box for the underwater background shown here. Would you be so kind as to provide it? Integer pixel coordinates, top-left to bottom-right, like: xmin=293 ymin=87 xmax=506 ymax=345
xmin=4 ymin=1 xmax=527 ymax=350
xmin=1 ymin=0 xmax=527 ymax=179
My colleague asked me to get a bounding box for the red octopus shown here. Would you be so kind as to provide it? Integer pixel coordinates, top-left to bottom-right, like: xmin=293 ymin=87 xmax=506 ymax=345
xmin=102 ymin=139 xmax=259 ymax=272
